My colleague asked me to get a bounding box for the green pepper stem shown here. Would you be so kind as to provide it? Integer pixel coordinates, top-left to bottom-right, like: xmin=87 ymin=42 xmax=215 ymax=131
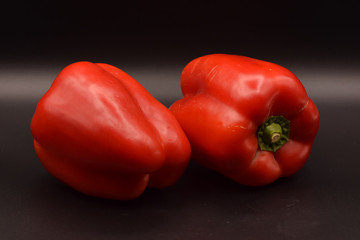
xmin=264 ymin=123 xmax=282 ymax=144
xmin=257 ymin=116 xmax=290 ymax=152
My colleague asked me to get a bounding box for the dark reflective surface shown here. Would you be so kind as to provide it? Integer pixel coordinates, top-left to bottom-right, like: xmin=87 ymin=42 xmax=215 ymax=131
xmin=1 ymin=98 xmax=360 ymax=239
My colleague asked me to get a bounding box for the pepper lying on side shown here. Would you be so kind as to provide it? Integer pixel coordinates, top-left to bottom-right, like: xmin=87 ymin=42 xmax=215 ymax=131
xmin=170 ymin=54 xmax=319 ymax=186
xmin=31 ymin=62 xmax=191 ymax=200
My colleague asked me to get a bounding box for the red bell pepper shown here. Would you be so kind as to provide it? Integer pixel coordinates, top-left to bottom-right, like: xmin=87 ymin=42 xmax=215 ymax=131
xmin=170 ymin=54 xmax=319 ymax=186
xmin=31 ymin=62 xmax=191 ymax=200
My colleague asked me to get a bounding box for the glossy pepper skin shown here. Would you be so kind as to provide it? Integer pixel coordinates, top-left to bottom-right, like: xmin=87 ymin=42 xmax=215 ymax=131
xmin=31 ymin=62 xmax=191 ymax=200
xmin=170 ymin=54 xmax=319 ymax=186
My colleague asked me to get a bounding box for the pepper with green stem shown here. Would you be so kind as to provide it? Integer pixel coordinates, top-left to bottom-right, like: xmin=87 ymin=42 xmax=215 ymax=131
xmin=170 ymin=54 xmax=320 ymax=186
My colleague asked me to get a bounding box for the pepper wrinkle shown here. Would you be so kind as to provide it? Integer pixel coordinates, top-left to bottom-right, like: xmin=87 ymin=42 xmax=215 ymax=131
xmin=207 ymin=65 xmax=218 ymax=83
xmin=298 ymin=99 xmax=310 ymax=114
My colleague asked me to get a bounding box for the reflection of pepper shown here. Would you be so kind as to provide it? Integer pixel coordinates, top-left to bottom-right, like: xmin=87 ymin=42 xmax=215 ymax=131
xmin=31 ymin=62 xmax=191 ymax=199
xmin=170 ymin=54 xmax=319 ymax=186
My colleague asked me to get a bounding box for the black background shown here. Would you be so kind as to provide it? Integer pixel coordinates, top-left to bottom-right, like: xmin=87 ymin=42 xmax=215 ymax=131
xmin=1 ymin=1 xmax=360 ymax=239
xmin=2 ymin=0 xmax=360 ymax=65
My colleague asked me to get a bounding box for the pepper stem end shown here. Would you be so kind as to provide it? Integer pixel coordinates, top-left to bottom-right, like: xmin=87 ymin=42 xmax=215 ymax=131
xmin=258 ymin=116 xmax=290 ymax=152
